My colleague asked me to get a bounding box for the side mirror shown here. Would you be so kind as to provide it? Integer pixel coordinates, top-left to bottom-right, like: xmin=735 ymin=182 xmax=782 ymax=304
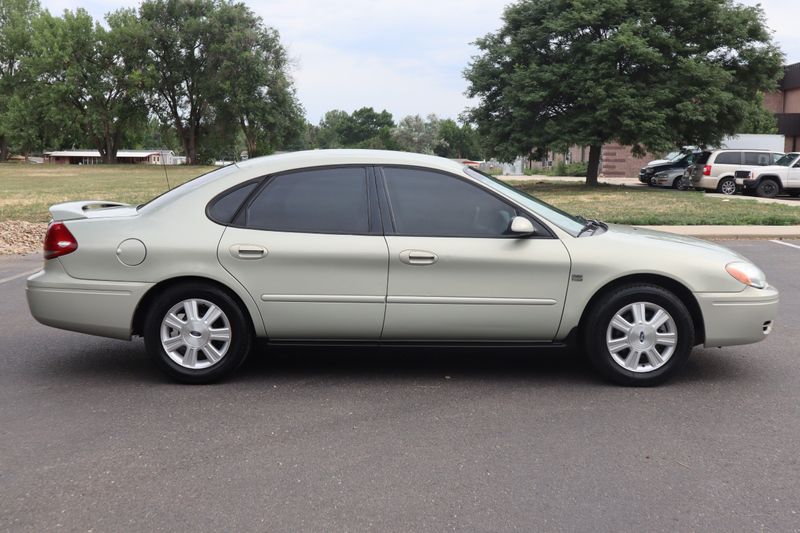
xmin=510 ymin=216 xmax=535 ymax=236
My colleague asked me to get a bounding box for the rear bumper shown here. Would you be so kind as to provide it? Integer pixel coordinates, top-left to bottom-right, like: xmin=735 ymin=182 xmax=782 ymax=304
xmin=691 ymin=176 xmax=718 ymax=190
xmin=26 ymin=259 xmax=153 ymax=340
xmin=696 ymin=285 xmax=779 ymax=347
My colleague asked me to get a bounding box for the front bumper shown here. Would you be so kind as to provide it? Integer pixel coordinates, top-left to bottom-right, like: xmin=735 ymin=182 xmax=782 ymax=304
xmin=742 ymin=179 xmax=758 ymax=191
xmin=26 ymin=259 xmax=153 ymax=340
xmin=695 ymin=285 xmax=779 ymax=347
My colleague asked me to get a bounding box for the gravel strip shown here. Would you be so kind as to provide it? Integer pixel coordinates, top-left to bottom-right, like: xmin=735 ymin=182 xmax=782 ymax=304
xmin=0 ymin=221 xmax=47 ymax=255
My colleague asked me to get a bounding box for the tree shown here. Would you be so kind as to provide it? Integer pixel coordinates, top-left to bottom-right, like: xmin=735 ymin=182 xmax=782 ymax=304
xmin=31 ymin=8 xmax=148 ymax=163
xmin=315 ymin=107 xmax=395 ymax=149
xmin=738 ymin=96 xmax=778 ymax=134
xmin=210 ymin=2 xmax=304 ymax=157
xmin=464 ymin=0 xmax=784 ymax=185
xmin=392 ymin=114 xmax=441 ymax=154
xmin=138 ymin=0 xmax=303 ymax=164
xmin=0 ymin=0 xmax=40 ymax=160
xmin=435 ymin=119 xmax=484 ymax=160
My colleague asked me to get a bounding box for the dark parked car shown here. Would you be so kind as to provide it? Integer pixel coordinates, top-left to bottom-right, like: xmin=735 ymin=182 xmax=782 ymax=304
xmin=639 ymin=151 xmax=701 ymax=185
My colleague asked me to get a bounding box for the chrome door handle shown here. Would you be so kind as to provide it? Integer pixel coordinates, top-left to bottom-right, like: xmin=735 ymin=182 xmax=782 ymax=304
xmin=399 ymin=249 xmax=438 ymax=265
xmin=229 ymin=244 xmax=267 ymax=260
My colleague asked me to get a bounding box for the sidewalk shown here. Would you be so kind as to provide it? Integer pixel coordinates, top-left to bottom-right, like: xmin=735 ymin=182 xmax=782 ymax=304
xmin=636 ymin=225 xmax=800 ymax=239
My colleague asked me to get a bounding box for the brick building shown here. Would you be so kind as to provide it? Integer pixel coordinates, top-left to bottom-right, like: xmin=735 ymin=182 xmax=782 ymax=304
xmin=763 ymin=61 xmax=800 ymax=152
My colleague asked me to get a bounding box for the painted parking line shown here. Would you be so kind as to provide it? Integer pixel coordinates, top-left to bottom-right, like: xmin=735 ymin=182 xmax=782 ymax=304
xmin=0 ymin=268 xmax=40 ymax=285
xmin=770 ymin=239 xmax=800 ymax=250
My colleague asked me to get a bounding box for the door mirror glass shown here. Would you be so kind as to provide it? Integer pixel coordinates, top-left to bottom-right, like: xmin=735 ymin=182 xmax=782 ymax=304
xmin=510 ymin=216 xmax=535 ymax=235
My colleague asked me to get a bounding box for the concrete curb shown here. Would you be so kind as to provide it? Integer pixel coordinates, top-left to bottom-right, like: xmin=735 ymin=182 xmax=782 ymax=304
xmin=635 ymin=225 xmax=800 ymax=240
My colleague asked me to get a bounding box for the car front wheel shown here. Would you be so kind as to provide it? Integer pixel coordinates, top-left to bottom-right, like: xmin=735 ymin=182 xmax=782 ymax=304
xmin=755 ymin=179 xmax=779 ymax=198
xmin=583 ymin=284 xmax=694 ymax=386
xmin=144 ymin=283 xmax=253 ymax=383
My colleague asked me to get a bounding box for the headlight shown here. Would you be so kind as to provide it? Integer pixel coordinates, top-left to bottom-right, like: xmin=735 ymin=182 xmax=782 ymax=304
xmin=725 ymin=261 xmax=767 ymax=289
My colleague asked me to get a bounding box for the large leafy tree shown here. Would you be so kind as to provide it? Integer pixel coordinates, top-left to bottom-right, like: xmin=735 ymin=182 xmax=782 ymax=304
xmin=0 ymin=0 xmax=39 ymax=160
xmin=210 ymin=2 xmax=304 ymax=157
xmin=139 ymin=0 xmax=302 ymax=163
xmin=464 ymin=0 xmax=784 ymax=184
xmin=31 ymin=8 xmax=148 ymax=163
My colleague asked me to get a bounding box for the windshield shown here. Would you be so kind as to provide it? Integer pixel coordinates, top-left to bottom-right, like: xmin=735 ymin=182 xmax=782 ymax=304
xmin=137 ymin=163 xmax=239 ymax=211
xmin=664 ymin=151 xmax=682 ymax=161
xmin=773 ymin=153 xmax=800 ymax=167
xmin=465 ymin=168 xmax=586 ymax=235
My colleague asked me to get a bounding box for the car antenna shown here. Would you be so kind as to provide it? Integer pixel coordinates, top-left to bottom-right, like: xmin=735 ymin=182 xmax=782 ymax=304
xmin=160 ymin=139 xmax=171 ymax=191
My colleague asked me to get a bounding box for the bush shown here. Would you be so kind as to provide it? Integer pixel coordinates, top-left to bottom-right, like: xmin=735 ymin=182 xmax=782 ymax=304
xmin=524 ymin=162 xmax=588 ymax=177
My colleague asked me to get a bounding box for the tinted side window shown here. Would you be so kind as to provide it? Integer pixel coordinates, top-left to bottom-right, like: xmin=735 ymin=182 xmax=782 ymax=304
xmin=383 ymin=167 xmax=518 ymax=237
xmin=714 ymin=152 xmax=741 ymax=165
xmin=744 ymin=152 xmax=772 ymax=166
xmin=245 ymin=167 xmax=369 ymax=234
xmin=208 ymin=181 xmax=258 ymax=223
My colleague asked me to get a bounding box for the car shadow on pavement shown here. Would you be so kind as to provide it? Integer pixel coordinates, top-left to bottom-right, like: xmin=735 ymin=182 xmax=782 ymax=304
xmin=29 ymin=339 xmax=760 ymax=387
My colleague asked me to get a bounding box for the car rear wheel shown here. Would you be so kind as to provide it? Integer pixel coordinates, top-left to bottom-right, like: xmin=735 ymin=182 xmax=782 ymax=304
xmin=717 ymin=177 xmax=736 ymax=195
xmin=755 ymin=179 xmax=779 ymax=198
xmin=583 ymin=284 xmax=694 ymax=386
xmin=144 ymin=283 xmax=253 ymax=383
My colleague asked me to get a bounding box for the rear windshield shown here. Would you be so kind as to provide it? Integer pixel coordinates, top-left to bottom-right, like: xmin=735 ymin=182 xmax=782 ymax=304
xmin=695 ymin=151 xmax=712 ymax=165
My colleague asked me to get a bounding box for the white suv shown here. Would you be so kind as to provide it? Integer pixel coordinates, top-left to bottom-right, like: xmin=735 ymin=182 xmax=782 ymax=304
xmin=690 ymin=149 xmax=784 ymax=194
xmin=739 ymin=152 xmax=800 ymax=197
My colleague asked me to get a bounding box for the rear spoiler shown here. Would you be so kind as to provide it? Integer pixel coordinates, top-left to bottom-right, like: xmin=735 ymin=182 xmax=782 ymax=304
xmin=49 ymin=200 xmax=132 ymax=221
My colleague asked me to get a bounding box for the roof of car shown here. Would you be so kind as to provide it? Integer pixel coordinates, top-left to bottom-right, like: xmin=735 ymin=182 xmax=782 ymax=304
xmin=235 ymin=149 xmax=467 ymax=174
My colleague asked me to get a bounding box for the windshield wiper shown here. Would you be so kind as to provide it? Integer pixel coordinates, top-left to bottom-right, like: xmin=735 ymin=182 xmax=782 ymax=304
xmin=578 ymin=218 xmax=606 ymax=236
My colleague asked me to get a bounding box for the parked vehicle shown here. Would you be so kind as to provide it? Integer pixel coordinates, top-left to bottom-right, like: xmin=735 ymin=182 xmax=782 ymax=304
xmin=651 ymin=167 xmax=691 ymax=190
xmin=639 ymin=150 xmax=700 ymax=184
xmin=690 ymin=149 xmax=784 ymax=194
xmin=739 ymin=152 xmax=800 ymax=197
xmin=26 ymin=150 xmax=778 ymax=386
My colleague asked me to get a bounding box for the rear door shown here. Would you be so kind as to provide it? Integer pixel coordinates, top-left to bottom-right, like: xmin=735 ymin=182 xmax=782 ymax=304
xmin=377 ymin=166 xmax=571 ymax=341
xmin=217 ymin=166 xmax=388 ymax=340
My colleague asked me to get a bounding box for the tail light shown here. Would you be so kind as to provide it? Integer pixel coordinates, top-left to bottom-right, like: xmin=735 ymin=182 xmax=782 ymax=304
xmin=44 ymin=221 xmax=78 ymax=259
xmin=703 ymin=165 xmax=712 ymax=176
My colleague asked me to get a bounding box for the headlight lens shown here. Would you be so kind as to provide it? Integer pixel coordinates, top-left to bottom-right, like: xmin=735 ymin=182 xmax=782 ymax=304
xmin=725 ymin=261 xmax=767 ymax=289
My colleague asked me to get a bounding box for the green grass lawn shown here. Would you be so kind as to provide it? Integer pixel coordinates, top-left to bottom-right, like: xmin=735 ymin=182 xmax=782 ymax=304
xmin=510 ymin=180 xmax=800 ymax=226
xmin=1 ymin=164 xmax=799 ymax=225
xmin=0 ymin=163 xmax=214 ymax=222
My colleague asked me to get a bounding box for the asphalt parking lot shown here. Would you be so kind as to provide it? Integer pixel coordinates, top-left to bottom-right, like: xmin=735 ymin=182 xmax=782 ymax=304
xmin=1 ymin=240 xmax=799 ymax=532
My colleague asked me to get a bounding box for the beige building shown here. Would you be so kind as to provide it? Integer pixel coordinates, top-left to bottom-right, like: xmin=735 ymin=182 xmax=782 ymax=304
xmin=44 ymin=150 xmax=182 ymax=165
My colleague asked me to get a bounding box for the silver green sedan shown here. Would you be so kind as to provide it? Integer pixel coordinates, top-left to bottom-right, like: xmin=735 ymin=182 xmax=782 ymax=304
xmin=26 ymin=150 xmax=778 ymax=385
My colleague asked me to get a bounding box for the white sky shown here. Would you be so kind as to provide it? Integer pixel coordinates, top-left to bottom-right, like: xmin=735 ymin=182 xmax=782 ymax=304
xmin=41 ymin=0 xmax=800 ymax=123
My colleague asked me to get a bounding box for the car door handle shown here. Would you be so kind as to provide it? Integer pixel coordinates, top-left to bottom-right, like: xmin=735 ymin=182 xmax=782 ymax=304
xmin=229 ymin=244 xmax=267 ymax=260
xmin=399 ymin=249 xmax=438 ymax=265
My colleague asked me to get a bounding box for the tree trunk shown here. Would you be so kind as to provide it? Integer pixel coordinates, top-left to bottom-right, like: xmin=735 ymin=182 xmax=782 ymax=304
xmin=586 ymin=144 xmax=602 ymax=186
xmin=0 ymin=136 xmax=8 ymax=162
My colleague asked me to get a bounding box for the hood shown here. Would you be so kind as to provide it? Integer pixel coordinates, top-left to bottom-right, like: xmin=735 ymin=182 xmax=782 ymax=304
xmin=604 ymin=224 xmax=748 ymax=261
xmin=646 ymin=158 xmax=670 ymax=167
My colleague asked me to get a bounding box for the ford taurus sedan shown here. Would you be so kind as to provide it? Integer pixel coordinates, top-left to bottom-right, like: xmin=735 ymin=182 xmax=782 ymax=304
xmin=26 ymin=150 xmax=779 ymax=385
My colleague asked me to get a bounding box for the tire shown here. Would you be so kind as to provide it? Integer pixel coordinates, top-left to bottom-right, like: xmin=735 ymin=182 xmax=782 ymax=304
xmin=143 ymin=282 xmax=253 ymax=383
xmin=583 ymin=284 xmax=694 ymax=386
xmin=755 ymin=179 xmax=779 ymax=198
xmin=717 ymin=177 xmax=736 ymax=195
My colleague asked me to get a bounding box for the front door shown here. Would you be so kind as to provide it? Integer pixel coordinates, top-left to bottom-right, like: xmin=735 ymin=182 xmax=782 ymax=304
xmin=217 ymin=166 xmax=388 ymax=340
xmin=378 ymin=166 xmax=571 ymax=341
